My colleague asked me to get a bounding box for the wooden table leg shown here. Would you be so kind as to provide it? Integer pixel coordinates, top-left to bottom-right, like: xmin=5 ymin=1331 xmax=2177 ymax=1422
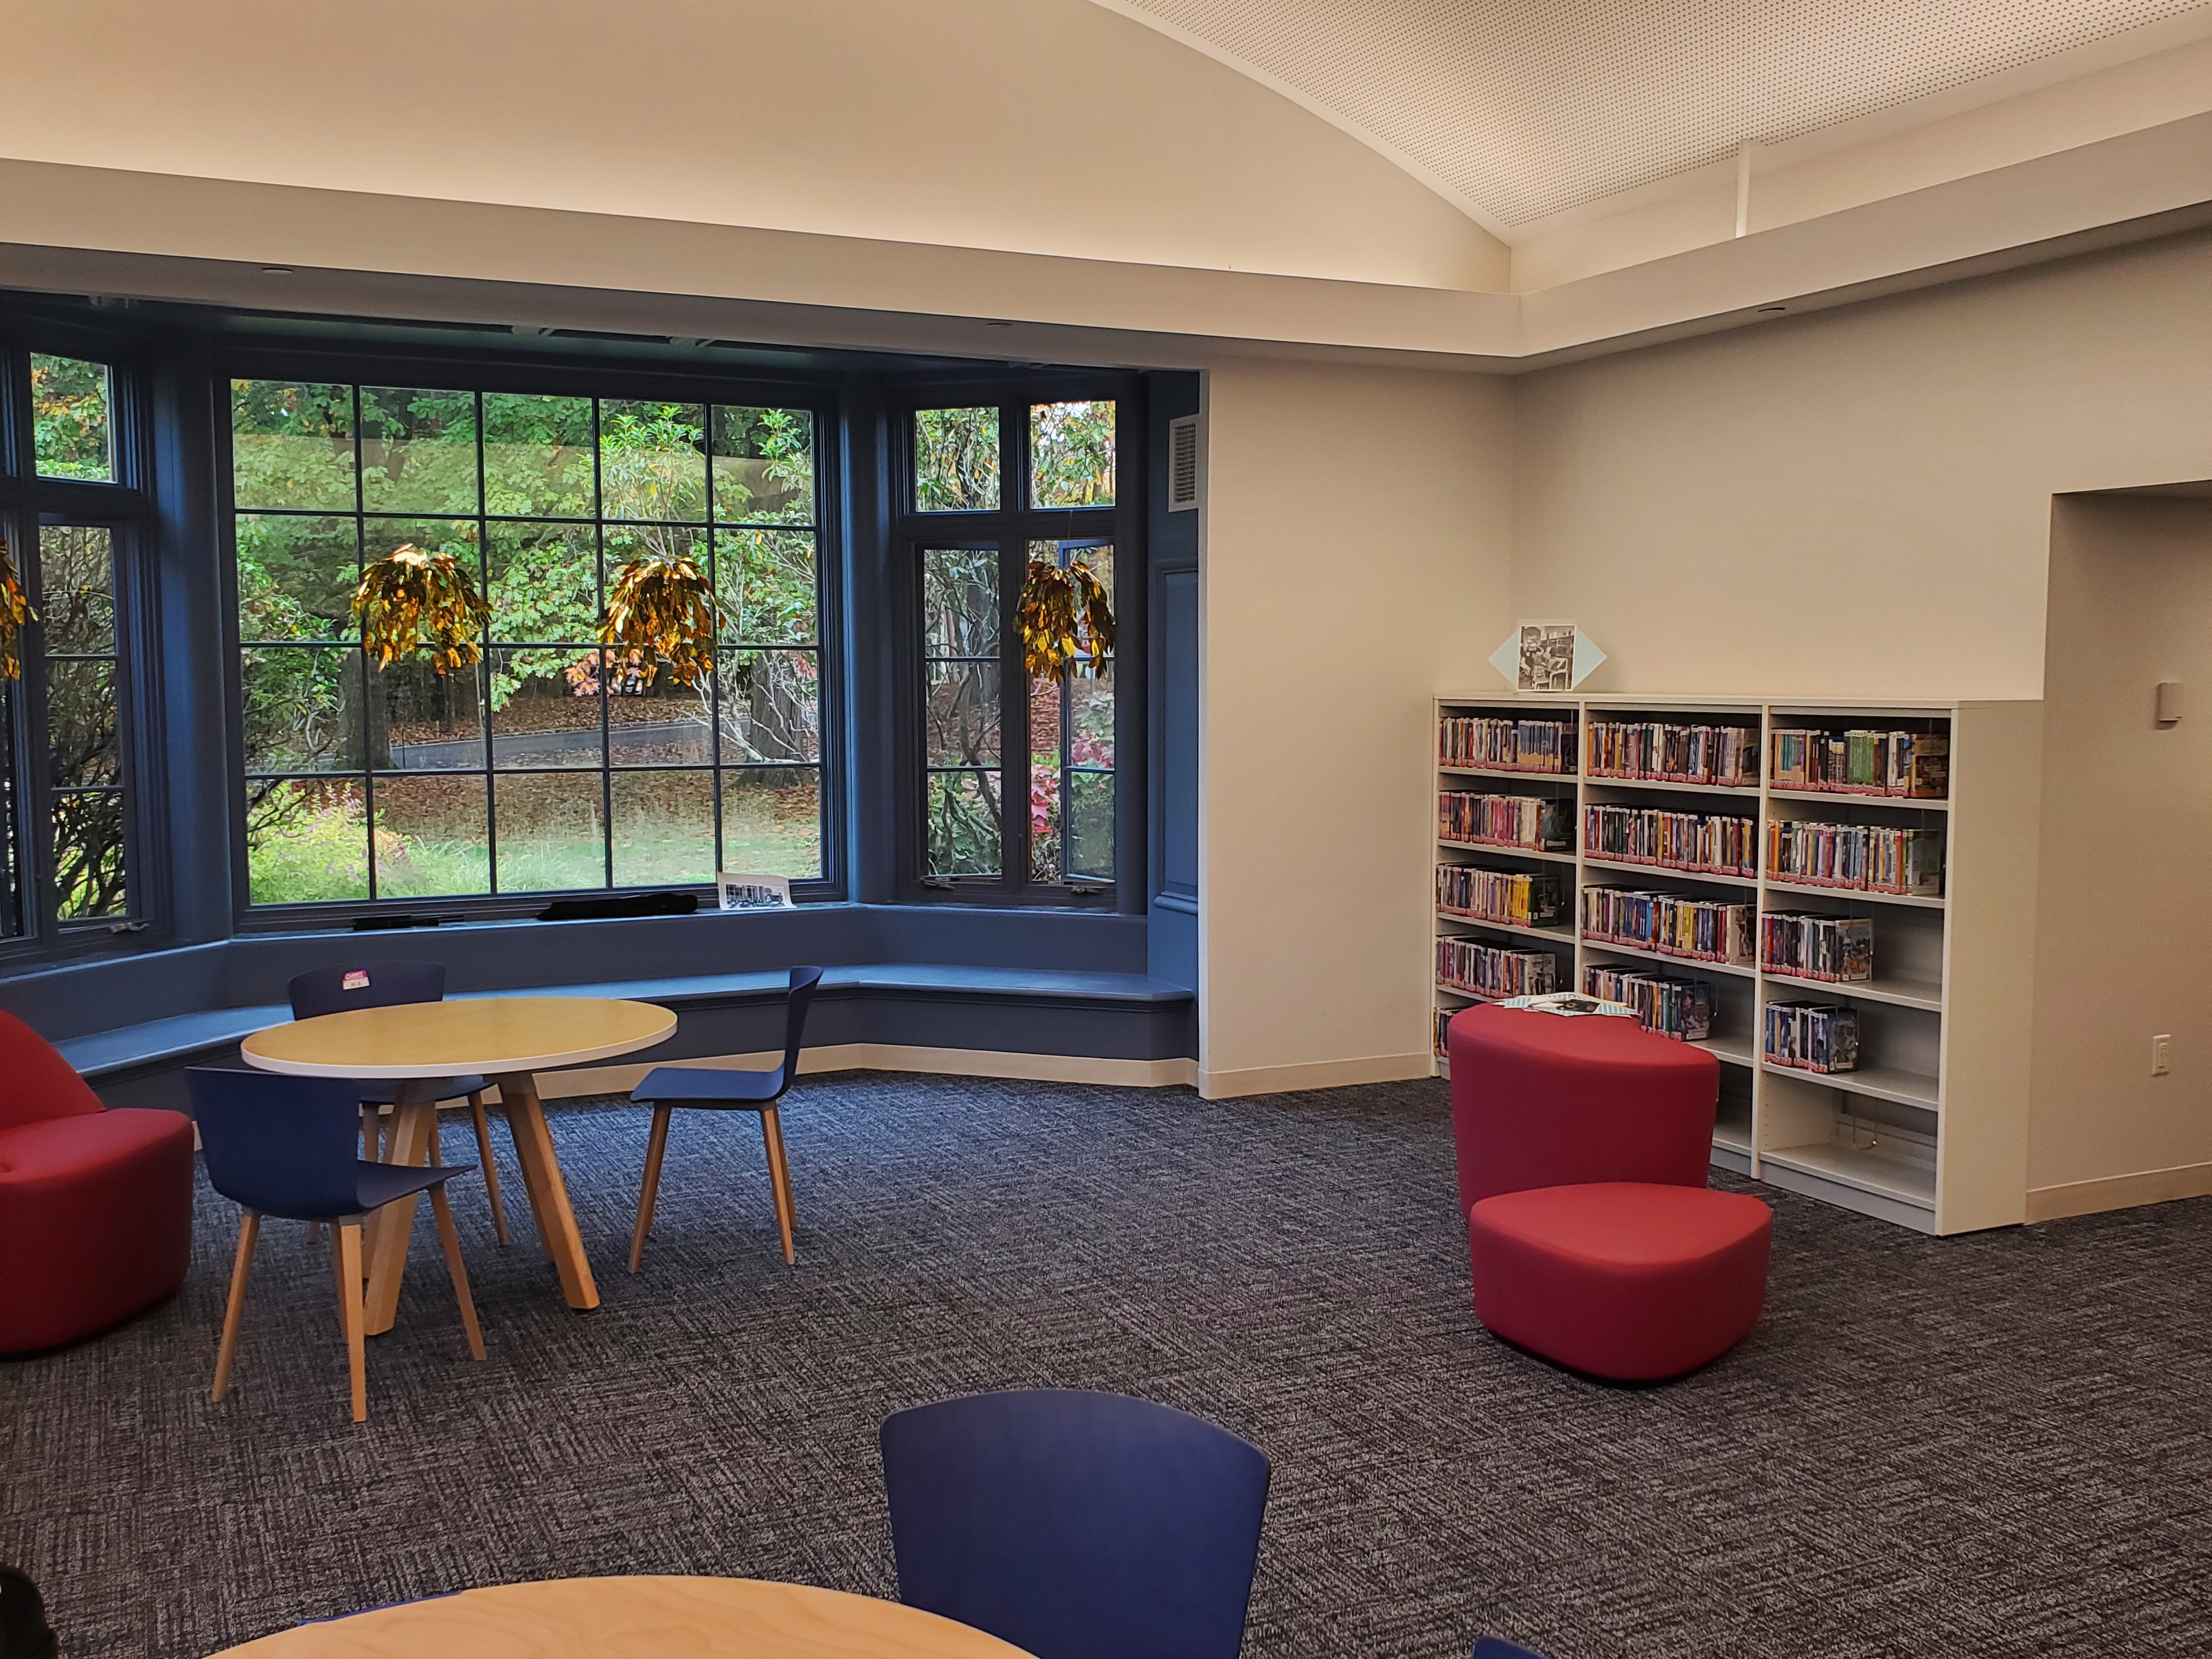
xmin=360 ymin=1079 xmax=440 ymax=1337
xmin=494 ymin=1071 xmax=600 ymax=1312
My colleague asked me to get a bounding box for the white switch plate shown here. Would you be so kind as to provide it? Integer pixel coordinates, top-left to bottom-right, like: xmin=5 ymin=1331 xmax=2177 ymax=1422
xmin=2152 ymin=1034 xmax=2172 ymax=1076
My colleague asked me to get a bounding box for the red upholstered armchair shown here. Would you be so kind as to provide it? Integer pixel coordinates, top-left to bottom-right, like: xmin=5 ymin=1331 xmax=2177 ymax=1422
xmin=1448 ymin=1004 xmax=1771 ymax=1381
xmin=0 ymin=1010 xmax=196 ymax=1353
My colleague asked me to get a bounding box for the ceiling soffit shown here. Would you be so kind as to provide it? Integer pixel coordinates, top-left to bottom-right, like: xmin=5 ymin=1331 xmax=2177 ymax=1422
xmin=1107 ymin=0 xmax=2209 ymax=225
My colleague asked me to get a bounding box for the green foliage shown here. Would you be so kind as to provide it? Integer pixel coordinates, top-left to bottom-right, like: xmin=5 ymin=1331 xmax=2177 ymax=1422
xmin=30 ymin=355 xmax=112 ymax=481
xmin=914 ymin=407 xmax=1000 ymax=510
xmin=1030 ymin=400 xmax=1113 ymax=507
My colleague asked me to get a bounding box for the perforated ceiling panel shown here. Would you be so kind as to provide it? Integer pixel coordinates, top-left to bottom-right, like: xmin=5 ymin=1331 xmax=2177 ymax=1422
xmin=1117 ymin=0 xmax=2208 ymax=224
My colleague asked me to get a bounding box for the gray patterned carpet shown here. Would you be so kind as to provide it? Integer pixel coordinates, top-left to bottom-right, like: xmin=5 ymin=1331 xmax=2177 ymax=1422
xmin=5 ymin=1073 xmax=2210 ymax=1658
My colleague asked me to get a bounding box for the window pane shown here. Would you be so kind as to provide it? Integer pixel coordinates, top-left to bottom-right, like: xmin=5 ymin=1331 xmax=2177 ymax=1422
xmin=36 ymin=526 xmax=115 ymax=654
xmin=360 ymin=388 xmax=479 ymax=515
xmin=373 ymin=774 xmax=490 ymax=896
xmin=494 ymin=771 xmax=607 ymax=893
xmin=923 ymin=547 xmax=997 ymax=656
xmin=1028 ymin=670 xmax=1062 ymax=883
xmin=489 ymin=648 xmax=603 ymax=769
xmin=719 ymin=766 xmax=821 ymax=879
xmin=1030 ymin=400 xmax=1114 ymax=507
xmin=611 ymin=769 xmax=713 ymax=884
xmin=233 ymin=380 xmax=356 ymax=511
xmin=601 ymin=400 xmax=707 ymax=522
xmin=52 ymin=790 xmax=126 ymax=919
xmin=1032 ymin=536 xmax=1113 ymax=599
xmin=483 ymin=394 xmax=595 ymax=517
xmin=926 ymin=771 xmax=1000 ymax=877
xmin=488 ymin=521 xmax=598 ymax=644
xmin=713 ymin=407 xmax=814 ymax=524
xmin=926 ymin=662 xmax=1000 ymax=766
xmin=1067 ymin=771 xmax=1114 ymax=882
xmin=236 ymin=515 xmax=359 ymax=641
xmin=915 ymin=408 xmax=999 ymax=511
xmin=379 ymin=659 xmax=486 ymax=771
xmin=245 ymin=777 xmax=370 ymax=904
xmin=241 ymin=647 xmax=355 ymax=772
xmin=610 ymin=681 xmax=712 ymax=766
xmin=44 ymin=662 xmax=119 ymax=787
xmin=362 ymin=516 xmax=478 ymax=570
xmin=1071 ymin=657 xmax=1114 ymax=768
xmin=719 ymin=648 xmax=819 ymax=765
xmin=604 ymin=524 xmax=711 ymax=589
xmin=714 ymin=529 xmax=816 ymax=645
xmin=32 ymin=355 xmax=114 ymax=482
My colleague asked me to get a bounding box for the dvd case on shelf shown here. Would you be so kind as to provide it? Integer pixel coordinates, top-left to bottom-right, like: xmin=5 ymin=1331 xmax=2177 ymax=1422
xmin=1436 ymin=865 xmax=1564 ymax=927
xmin=1767 ymin=821 xmax=1945 ymax=896
xmin=1763 ymin=1001 xmax=1861 ymax=1073
xmin=1769 ymin=728 xmax=1949 ymax=798
xmin=1585 ymin=721 xmax=1758 ymax=785
xmin=1583 ymin=964 xmax=1714 ymax=1041
xmin=1583 ymin=804 xmax=1757 ymax=876
xmin=1440 ymin=715 xmax=1577 ymax=774
xmin=1436 ymin=938 xmax=1561 ymax=1001
xmin=1760 ymin=913 xmax=1874 ymax=981
xmin=1579 ymin=887 xmax=1756 ymax=964
xmin=1438 ymin=792 xmax=1574 ymax=852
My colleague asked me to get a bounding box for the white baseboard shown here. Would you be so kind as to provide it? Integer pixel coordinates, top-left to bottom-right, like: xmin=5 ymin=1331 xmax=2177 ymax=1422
xmin=501 ymin=1043 xmax=1200 ymax=1101
xmin=2027 ymin=1159 xmax=2212 ymax=1222
xmin=1197 ymin=1051 xmax=1437 ymax=1101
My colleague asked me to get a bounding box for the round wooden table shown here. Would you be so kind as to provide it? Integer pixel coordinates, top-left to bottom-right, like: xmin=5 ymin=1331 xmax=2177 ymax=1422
xmin=208 ymin=1577 xmax=1037 ymax=1657
xmin=241 ymin=997 xmax=676 ymax=1334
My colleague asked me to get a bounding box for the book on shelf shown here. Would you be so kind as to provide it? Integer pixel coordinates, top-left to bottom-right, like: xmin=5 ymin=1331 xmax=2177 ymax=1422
xmin=1582 ymin=804 xmax=1756 ymax=876
xmin=1579 ymin=887 xmax=1756 ymax=964
xmin=1585 ymin=721 xmax=1758 ymax=786
xmin=1583 ymin=964 xmax=1713 ymax=1042
xmin=1759 ymin=912 xmax=1874 ymax=982
xmin=1440 ymin=715 xmax=1577 ymax=774
xmin=1436 ymin=938 xmax=1561 ymax=1000
xmin=1763 ymin=1001 xmax=1861 ymax=1074
xmin=1769 ymin=727 xmax=1949 ymax=798
xmin=1436 ymin=865 xmax=1564 ymax=927
xmin=1767 ymin=821 xmax=1945 ymax=896
xmin=1438 ymin=792 xmax=1573 ymax=851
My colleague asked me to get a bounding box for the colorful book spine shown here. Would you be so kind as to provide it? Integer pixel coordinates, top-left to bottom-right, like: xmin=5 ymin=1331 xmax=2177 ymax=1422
xmin=1439 ymin=715 xmax=1577 ymax=775
xmin=1767 ymin=822 xmax=1944 ymax=896
xmin=1436 ymin=938 xmax=1560 ymax=1000
xmin=1763 ymin=1002 xmax=1861 ymax=1073
xmin=1583 ymin=965 xmax=1714 ymax=1042
xmin=1438 ymin=792 xmax=1573 ymax=852
xmin=1582 ymin=805 xmax=1756 ymax=876
xmin=1759 ymin=912 xmax=1874 ymax=982
xmin=1584 ymin=721 xmax=1758 ymax=786
xmin=1578 ymin=887 xmax=1754 ymax=964
xmin=1436 ymin=865 xmax=1564 ymax=927
xmin=1769 ymin=727 xmax=1950 ymax=799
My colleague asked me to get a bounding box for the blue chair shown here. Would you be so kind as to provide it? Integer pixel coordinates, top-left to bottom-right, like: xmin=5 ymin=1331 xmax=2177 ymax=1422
xmin=879 ymin=1389 xmax=1272 ymax=1659
xmin=287 ymin=961 xmax=509 ymax=1246
xmin=627 ymin=966 xmax=823 ymax=1270
xmin=188 ymin=1067 xmax=486 ymax=1424
xmin=1473 ymin=1641 xmax=1551 ymax=1658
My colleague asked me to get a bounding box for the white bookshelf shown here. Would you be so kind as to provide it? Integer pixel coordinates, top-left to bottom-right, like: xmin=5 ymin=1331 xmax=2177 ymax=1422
xmin=1433 ymin=693 xmax=2041 ymax=1236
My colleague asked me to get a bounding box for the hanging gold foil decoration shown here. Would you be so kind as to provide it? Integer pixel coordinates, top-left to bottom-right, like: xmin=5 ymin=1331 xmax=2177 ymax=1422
xmin=0 ymin=531 xmax=35 ymax=682
xmin=351 ymin=543 xmax=490 ymax=674
xmin=1015 ymin=557 xmax=1114 ymax=678
xmin=597 ymin=554 xmax=725 ymax=689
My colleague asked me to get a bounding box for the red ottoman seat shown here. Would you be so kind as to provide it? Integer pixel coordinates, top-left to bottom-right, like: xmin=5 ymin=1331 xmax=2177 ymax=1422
xmin=1448 ymin=1003 xmax=1773 ymax=1381
xmin=1468 ymin=1181 xmax=1772 ymax=1381
xmin=0 ymin=1011 xmax=196 ymax=1355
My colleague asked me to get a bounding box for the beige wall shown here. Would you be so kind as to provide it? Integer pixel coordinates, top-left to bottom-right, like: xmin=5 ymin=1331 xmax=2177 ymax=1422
xmin=1197 ymin=362 xmax=1513 ymax=1096
xmin=1512 ymin=230 xmax=2212 ymax=699
xmin=2028 ymin=496 xmax=2212 ymax=1211
xmin=0 ymin=0 xmax=1504 ymax=293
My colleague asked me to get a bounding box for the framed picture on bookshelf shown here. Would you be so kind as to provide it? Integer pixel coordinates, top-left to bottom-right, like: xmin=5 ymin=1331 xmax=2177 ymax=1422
xmin=1488 ymin=621 xmax=1607 ymax=692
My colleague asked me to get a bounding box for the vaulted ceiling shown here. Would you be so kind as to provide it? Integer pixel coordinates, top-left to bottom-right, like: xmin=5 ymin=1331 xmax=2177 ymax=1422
xmin=1107 ymin=0 xmax=2210 ymax=226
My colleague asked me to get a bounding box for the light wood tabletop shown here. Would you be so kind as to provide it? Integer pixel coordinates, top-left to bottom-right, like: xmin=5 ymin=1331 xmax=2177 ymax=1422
xmin=207 ymin=1576 xmax=1038 ymax=1657
xmin=240 ymin=997 xmax=676 ymax=1333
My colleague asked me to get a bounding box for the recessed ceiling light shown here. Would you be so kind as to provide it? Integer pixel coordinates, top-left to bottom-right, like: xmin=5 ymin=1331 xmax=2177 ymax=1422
xmin=983 ymin=320 xmax=1015 ymax=329
xmin=261 ymin=266 xmax=294 ymax=276
xmin=1757 ymin=303 xmax=1788 ymax=314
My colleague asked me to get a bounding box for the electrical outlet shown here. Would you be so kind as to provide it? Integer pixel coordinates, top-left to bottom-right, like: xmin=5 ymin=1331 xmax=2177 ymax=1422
xmin=2152 ymin=1035 xmax=2172 ymax=1077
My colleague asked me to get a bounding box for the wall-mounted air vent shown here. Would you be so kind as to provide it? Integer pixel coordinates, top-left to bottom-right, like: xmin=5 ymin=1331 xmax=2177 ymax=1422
xmin=1167 ymin=414 xmax=1200 ymax=513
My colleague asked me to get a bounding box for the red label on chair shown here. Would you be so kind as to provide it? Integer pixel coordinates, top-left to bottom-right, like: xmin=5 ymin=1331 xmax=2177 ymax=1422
xmin=342 ymin=970 xmax=370 ymax=990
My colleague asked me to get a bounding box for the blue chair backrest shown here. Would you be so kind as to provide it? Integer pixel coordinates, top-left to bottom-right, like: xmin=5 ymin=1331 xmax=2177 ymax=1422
xmin=1473 ymin=1640 xmax=1552 ymax=1659
xmin=880 ymin=1389 xmax=1271 ymax=1659
xmin=188 ymin=1068 xmax=367 ymax=1219
xmin=781 ymin=966 xmax=825 ymax=1081
xmin=287 ymin=961 xmax=446 ymax=1022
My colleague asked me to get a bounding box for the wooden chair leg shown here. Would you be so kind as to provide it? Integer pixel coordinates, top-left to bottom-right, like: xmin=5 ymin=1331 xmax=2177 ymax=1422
xmin=335 ymin=1222 xmax=368 ymax=1423
xmin=427 ymin=1184 xmax=487 ymax=1360
xmin=212 ymin=1211 xmax=261 ymax=1403
xmin=629 ymin=1105 xmax=673 ymax=1274
xmin=760 ymin=1106 xmax=797 ymax=1266
xmin=469 ymin=1092 xmax=509 ymax=1246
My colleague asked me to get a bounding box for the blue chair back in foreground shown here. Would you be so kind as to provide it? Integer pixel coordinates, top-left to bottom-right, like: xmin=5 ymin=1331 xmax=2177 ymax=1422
xmin=286 ymin=960 xmax=448 ymax=1020
xmin=879 ymin=1389 xmax=1272 ymax=1659
xmin=187 ymin=1067 xmax=485 ymax=1422
xmin=774 ymin=964 xmax=826 ymax=1091
xmin=1473 ymin=1640 xmax=1553 ymax=1658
